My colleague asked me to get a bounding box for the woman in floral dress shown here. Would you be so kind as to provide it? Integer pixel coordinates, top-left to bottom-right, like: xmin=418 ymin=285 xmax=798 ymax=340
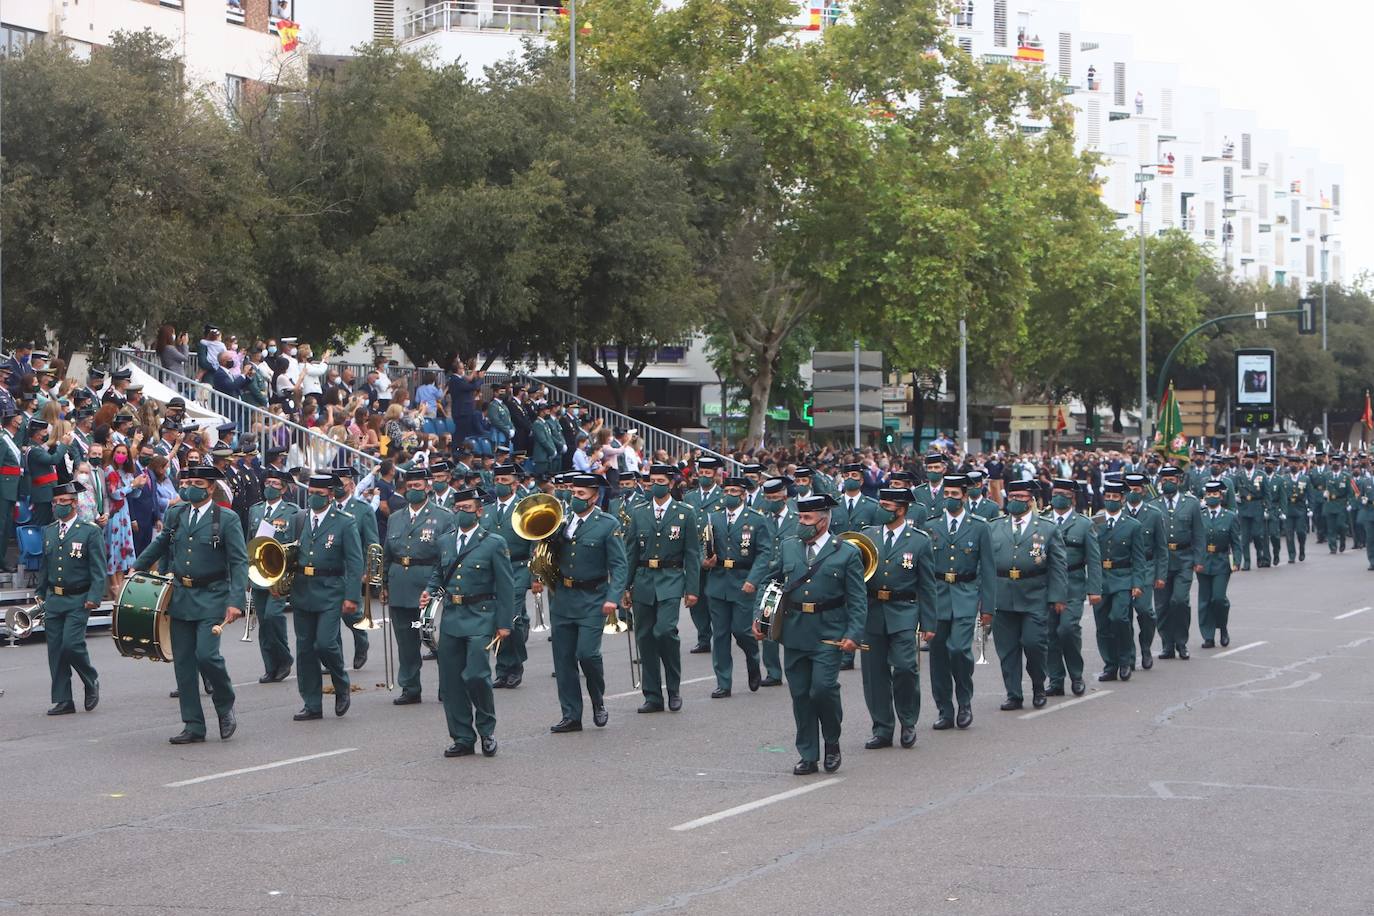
xmin=103 ymin=444 xmax=144 ymax=595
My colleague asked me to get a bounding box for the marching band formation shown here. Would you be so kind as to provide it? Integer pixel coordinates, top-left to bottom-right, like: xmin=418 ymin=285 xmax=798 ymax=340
xmin=19 ymin=439 xmax=1371 ymax=776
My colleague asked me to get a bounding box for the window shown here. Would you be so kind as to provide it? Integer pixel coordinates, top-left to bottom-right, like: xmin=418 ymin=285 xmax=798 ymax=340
xmin=1321 ymin=212 xmax=1329 ymax=237
xmin=954 ymin=0 xmax=974 ymax=28
xmin=1058 ymin=32 xmax=1072 ymax=80
xmin=1161 ymin=182 xmax=1174 ymax=226
xmin=1332 ymin=183 xmax=1342 ymax=212
xmin=226 ymin=74 xmax=247 ymax=108
xmin=1085 ymin=98 xmax=1101 ymax=148
xmin=1205 ymin=200 xmax=1216 ymax=238
xmin=1306 ymin=245 xmax=1315 ymax=277
xmin=270 ymin=0 xmax=294 ymax=31
xmin=374 ymin=0 xmax=396 ymax=42
xmin=1242 ymin=217 xmax=1252 ymax=255
xmin=1275 ymin=231 xmax=1284 ymax=265
xmin=0 ymin=22 xmax=43 ymax=57
xmin=1160 ymin=88 xmax=1173 ymax=130
xmin=226 ymin=0 xmax=246 ymax=24
xmin=1241 ymin=133 xmax=1252 ymax=171
xmin=1113 ymin=62 xmax=1125 ymax=106
xmin=1223 ymin=166 xmax=1233 ymax=200
xmin=958 ymin=36 xmax=973 ymax=54
xmin=1291 ymin=199 xmax=1301 ymax=233
xmin=993 ymin=0 xmax=1007 ymax=46
xmin=1183 ymin=155 xmax=1194 ymax=179
xmin=1258 ymin=184 xmax=1268 ymax=220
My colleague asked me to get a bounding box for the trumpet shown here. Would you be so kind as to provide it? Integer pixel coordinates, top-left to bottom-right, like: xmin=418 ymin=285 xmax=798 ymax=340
xmin=530 ymin=587 xmax=549 ymax=633
xmin=4 ymin=600 xmax=44 ymax=640
xmin=354 ymin=543 xmax=385 ymax=631
xmin=240 ymin=588 xmax=256 ymax=642
xmin=974 ymin=615 xmax=991 ymax=665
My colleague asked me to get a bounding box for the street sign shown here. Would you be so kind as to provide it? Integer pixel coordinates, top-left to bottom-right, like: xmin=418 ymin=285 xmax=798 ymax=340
xmin=1134 ymin=172 xmax=1156 ymax=182
xmin=1298 ymin=297 xmax=1317 ymax=335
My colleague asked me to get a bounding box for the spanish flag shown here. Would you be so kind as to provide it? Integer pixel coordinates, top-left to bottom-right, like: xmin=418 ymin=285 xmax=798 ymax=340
xmin=278 ymin=19 xmax=300 ymax=52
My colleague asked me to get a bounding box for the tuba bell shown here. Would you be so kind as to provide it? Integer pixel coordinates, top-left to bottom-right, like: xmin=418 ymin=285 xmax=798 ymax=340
xmin=513 ymin=493 xmax=564 ymax=588
xmin=4 ymin=600 xmax=44 ymax=639
xmin=247 ymin=535 xmax=298 ymax=597
xmin=837 ymin=531 xmax=880 ymax=581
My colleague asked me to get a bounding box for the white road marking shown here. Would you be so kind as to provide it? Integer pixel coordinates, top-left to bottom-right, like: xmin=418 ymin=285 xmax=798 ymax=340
xmin=1334 ymin=606 xmax=1372 ymax=620
xmin=670 ymin=778 xmax=843 ymax=831
xmin=1212 ymin=640 xmax=1267 ymax=658
xmin=164 ymin=748 xmax=357 ymax=788
xmin=606 ymin=675 xmax=714 ymax=700
xmin=1019 ymin=689 xmax=1112 ymax=720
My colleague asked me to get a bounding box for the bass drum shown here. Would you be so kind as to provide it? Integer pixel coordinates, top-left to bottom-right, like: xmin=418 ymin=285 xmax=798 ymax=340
xmin=112 ymin=572 xmax=175 ymax=662
xmin=419 ymin=595 xmax=444 ymax=653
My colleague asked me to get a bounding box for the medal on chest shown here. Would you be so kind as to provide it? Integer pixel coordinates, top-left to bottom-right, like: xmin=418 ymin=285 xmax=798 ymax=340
xmin=901 ymin=551 xmax=914 ymax=569
xmin=325 ymin=533 xmax=335 ymax=550
xmin=669 ymin=525 xmax=681 ymax=541
xmin=71 ymin=540 xmax=84 ymax=559
xmin=740 ymin=526 xmax=752 ymax=551
xmin=420 ymin=528 xmax=433 ymax=542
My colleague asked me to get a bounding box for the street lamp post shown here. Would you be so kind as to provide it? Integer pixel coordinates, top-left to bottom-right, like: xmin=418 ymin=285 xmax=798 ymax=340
xmin=1307 ymin=203 xmax=1337 ymax=443
xmin=1136 ymin=164 xmax=1159 ymax=452
xmin=568 ymin=0 xmax=578 ymax=396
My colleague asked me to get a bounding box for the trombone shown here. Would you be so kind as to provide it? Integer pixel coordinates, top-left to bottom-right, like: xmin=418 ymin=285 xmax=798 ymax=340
xmin=356 ymin=543 xmax=395 ymax=691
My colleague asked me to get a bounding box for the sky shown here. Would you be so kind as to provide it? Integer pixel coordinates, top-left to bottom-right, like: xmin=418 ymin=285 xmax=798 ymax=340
xmin=1077 ymin=0 xmax=1371 ymax=279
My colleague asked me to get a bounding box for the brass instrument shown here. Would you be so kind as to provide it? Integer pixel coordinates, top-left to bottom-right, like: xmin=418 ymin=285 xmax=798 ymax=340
xmin=974 ymin=615 xmax=991 ymax=665
xmin=240 ymin=587 xmax=256 ymax=642
xmin=530 ymin=588 xmax=549 ymax=633
xmin=4 ymin=600 xmax=44 ymax=640
xmin=701 ymin=521 xmax=716 ymax=559
xmin=838 ymin=531 xmax=880 ymax=581
xmin=513 ymin=493 xmax=564 ymax=588
xmin=354 ymin=543 xmax=385 ymax=631
xmin=247 ymin=535 xmax=299 ymax=597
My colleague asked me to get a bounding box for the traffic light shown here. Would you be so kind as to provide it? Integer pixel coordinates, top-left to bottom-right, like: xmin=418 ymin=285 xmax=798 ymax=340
xmin=1084 ymin=411 xmax=1099 ymax=445
xmin=884 ymin=431 xmax=895 ymax=445
xmin=1298 ymin=297 xmax=1317 ymax=335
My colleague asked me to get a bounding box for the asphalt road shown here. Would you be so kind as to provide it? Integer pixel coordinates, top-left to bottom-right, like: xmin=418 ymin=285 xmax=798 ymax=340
xmin=3 ymin=547 xmax=1373 ymax=915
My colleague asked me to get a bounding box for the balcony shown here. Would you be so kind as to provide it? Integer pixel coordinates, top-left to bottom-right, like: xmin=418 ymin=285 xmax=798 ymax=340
xmin=226 ymin=0 xmax=245 ymax=25
xmin=402 ymin=1 xmax=561 ymax=39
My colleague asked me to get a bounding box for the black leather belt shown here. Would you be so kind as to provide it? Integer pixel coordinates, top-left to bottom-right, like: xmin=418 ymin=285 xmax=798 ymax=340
xmin=869 ymin=588 xmax=917 ymax=602
xmin=560 ymin=576 xmax=607 ymax=590
xmin=1067 ymin=562 xmax=1086 ymax=572
xmin=786 ymin=596 xmax=845 ymax=614
xmin=1167 ymin=542 xmax=1191 ymax=551
xmin=301 ymin=566 xmax=342 ymax=577
xmin=938 ymin=571 xmax=978 ymax=583
xmin=448 ymin=592 xmax=495 ymax=605
xmin=395 ymin=557 xmax=434 ymax=569
xmin=1101 ymin=560 xmax=1132 ymax=569
xmin=722 ymin=558 xmax=753 ymax=570
xmin=51 ymin=583 xmax=91 ymax=596
xmin=997 ymin=567 xmax=1048 ymax=580
xmin=639 ymin=558 xmax=682 ymax=569
xmin=175 ymin=571 xmax=227 ymax=588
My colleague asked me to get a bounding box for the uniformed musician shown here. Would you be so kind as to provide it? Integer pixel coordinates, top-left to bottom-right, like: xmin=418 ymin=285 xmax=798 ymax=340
xmin=483 ymin=463 xmax=532 ymax=688
xmin=703 ymin=475 xmax=775 ymax=697
xmin=247 ymin=469 xmax=298 ymax=683
xmin=382 ymin=468 xmax=452 ymax=703
xmin=37 ymin=477 xmax=105 ymax=716
xmin=757 ymin=476 xmax=797 ymax=687
xmin=1093 ymin=482 xmax=1147 ymax=682
xmin=1044 ymin=478 xmax=1101 ymax=697
xmin=334 ymin=467 xmax=378 ymax=670
xmin=683 ymin=456 xmax=723 ymax=655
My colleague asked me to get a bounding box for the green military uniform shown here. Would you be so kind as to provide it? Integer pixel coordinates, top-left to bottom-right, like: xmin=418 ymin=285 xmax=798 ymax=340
xmin=1197 ymin=502 xmax=1244 ymax=645
xmin=764 ymin=531 xmax=866 ymax=767
xmin=758 ymin=504 xmax=798 ymax=682
xmin=1123 ymin=494 xmax=1167 ymax=668
xmin=486 ymin=397 xmax=514 ymax=444
xmin=246 ymin=496 xmax=299 ymax=680
xmin=860 ymin=519 xmax=937 ymax=742
xmin=1356 ymin=469 xmax=1374 ymax=569
xmin=607 ymin=487 xmax=646 ymax=525
xmin=1043 ymin=506 xmax=1101 ymax=693
xmin=134 ymin=496 xmax=246 ymax=738
xmin=704 ymin=502 xmax=775 ymax=694
xmin=921 ymin=508 xmax=996 ymax=723
xmin=1203 ymin=471 xmax=1237 ymax=510
xmin=549 ymin=505 xmax=628 ymax=725
xmin=0 ymin=425 xmax=22 ymax=567
xmin=25 ymin=436 xmax=68 ymax=527
xmin=1263 ymin=465 xmax=1286 ymax=563
xmin=384 ymin=496 xmax=454 ymax=699
xmin=1184 ymin=462 xmax=1209 ymax=500
xmin=969 ymin=494 xmax=1001 ymax=521
xmin=483 ymin=491 xmax=532 ymax=685
xmin=1233 ymin=466 xmax=1269 ymax=569
xmin=531 ymin=412 xmax=559 ymax=476
xmin=1092 ymin=508 xmax=1148 ymax=677
xmin=339 ymin=494 xmax=378 ymax=664
xmin=1321 ymin=463 xmax=1356 ymax=553
xmin=625 ymin=496 xmax=702 ymax=708
xmin=1283 ymin=465 xmax=1311 ymax=562
xmin=1308 ymin=458 xmax=1331 ymax=543
xmin=833 ymin=491 xmax=880 ymax=533
xmin=427 ymin=522 xmax=514 ymax=749
xmin=36 ymin=511 xmax=105 ymax=710
xmin=287 ymin=502 xmax=363 ymax=714
xmin=911 ymin=481 xmax=944 ymax=522
xmin=682 ymin=480 xmax=723 ymax=650
xmin=988 ymin=511 xmax=1068 ymax=704
xmin=1149 ymin=484 xmax=1205 ymax=657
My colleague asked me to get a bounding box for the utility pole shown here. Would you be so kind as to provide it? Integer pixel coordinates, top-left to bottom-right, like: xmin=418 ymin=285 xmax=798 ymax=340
xmin=852 ymin=340 xmax=860 ymax=449
xmin=1321 ymin=235 xmax=1330 ymax=441
xmin=1138 ymin=169 xmax=1150 ymax=452
xmin=567 ymin=0 xmax=578 ymax=396
xmin=958 ymin=317 xmax=968 ymax=451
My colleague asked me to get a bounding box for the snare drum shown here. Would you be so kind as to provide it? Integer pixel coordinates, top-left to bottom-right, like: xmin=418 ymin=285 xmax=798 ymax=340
xmin=419 ymin=595 xmax=444 ymax=652
xmin=755 ymin=581 xmax=784 ymax=642
xmin=112 ymin=572 xmax=175 ymax=662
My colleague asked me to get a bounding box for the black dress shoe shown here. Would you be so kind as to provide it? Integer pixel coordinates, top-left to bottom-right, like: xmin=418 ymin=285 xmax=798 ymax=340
xmin=1220 ymin=628 xmax=1230 ymax=647
xmin=747 ymin=660 xmax=761 ymax=692
xmin=422 ymin=649 xmax=438 ymax=660
xmin=550 ymin=718 xmax=583 ymax=733
xmin=168 ymin=729 xmax=205 ymax=744
xmin=353 ymin=648 xmax=368 ymax=671
xmin=592 ymin=705 xmax=608 ymax=727
xmin=689 ymin=644 xmax=711 ymax=654
xmin=1141 ymin=652 xmax=1154 ymax=670
xmin=274 ymin=665 xmax=293 ymax=682
xmin=1158 ymin=649 xmax=1175 ymax=660
xmin=638 ymin=701 xmax=665 ymax=713
xmin=481 ymin=736 xmax=498 ymax=757
xmin=668 ymin=693 xmax=682 ymax=712
xmin=932 ymin=716 xmax=954 ymax=730
xmin=1119 ymin=666 xmax=1132 ymax=681
xmin=393 ymin=693 xmax=421 ymax=705
xmin=839 ymin=658 xmax=855 ymax=671
xmin=492 ymin=676 xmax=509 ymax=689
xmin=760 ymin=676 xmax=783 ymax=687
xmin=1071 ymin=679 xmax=1086 ymax=697
xmin=169 ymin=689 xmax=179 ymax=699
xmin=1031 ymin=691 xmax=1047 ymax=708
xmin=1201 ymin=639 xmax=1216 ymax=649
xmin=335 ymin=692 xmax=351 ymax=717
xmin=1046 ymin=685 xmax=1066 ymax=697
xmin=1177 ymin=646 xmax=1190 ymax=659
xmin=258 ymin=673 xmax=277 ymax=684
xmin=793 ymin=760 xmax=819 ymax=775
xmin=293 ymin=708 xmax=323 ymax=721
xmin=956 ymin=707 xmax=972 ymax=729
xmin=900 ymin=724 xmax=918 ymax=748
xmin=504 ymin=674 xmax=522 ymax=688
xmin=864 ymin=735 xmax=893 ymax=749
xmin=46 ymin=701 xmax=76 ymax=716
xmin=84 ymin=680 xmax=100 ymax=712
xmin=444 ymin=742 xmax=474 ymax=758
xmin=999 ymin=698 xmax=1023 ymax=711
xmin=710 ymin=688 xmax=731 ymax=699
xmin=1097 ymin=669 xmax=1119 ymax=682
xmin=218 ymin=708 xmax=237 ymax=740
xmin=822 ymin=744 xmax=842 ymax=773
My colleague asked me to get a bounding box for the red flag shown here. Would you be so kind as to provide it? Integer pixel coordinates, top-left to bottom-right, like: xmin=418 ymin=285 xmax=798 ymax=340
xmin=1056 ymin=406 xmax=1067 ymax=432
xmin=1362 ymin=390 xmax=1373 ymax=430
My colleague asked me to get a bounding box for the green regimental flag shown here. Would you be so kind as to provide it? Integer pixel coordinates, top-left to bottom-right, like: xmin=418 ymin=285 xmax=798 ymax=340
xmin=1153 ymin=382 xmax=1188 ymax=464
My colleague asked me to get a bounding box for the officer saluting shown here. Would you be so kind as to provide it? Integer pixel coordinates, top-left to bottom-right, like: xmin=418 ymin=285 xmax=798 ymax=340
xmin=133 ymin=465 xmax=245 ymax=744
xmin=860 ymin=487 xmax=936 ymax=749
xmin=37 ymin=475 xmax=106 ymax=716
xmin=421 ymin=488 xmax=512 ymax=758
xmin=755 ymin=493 xmax=865 ymax=775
